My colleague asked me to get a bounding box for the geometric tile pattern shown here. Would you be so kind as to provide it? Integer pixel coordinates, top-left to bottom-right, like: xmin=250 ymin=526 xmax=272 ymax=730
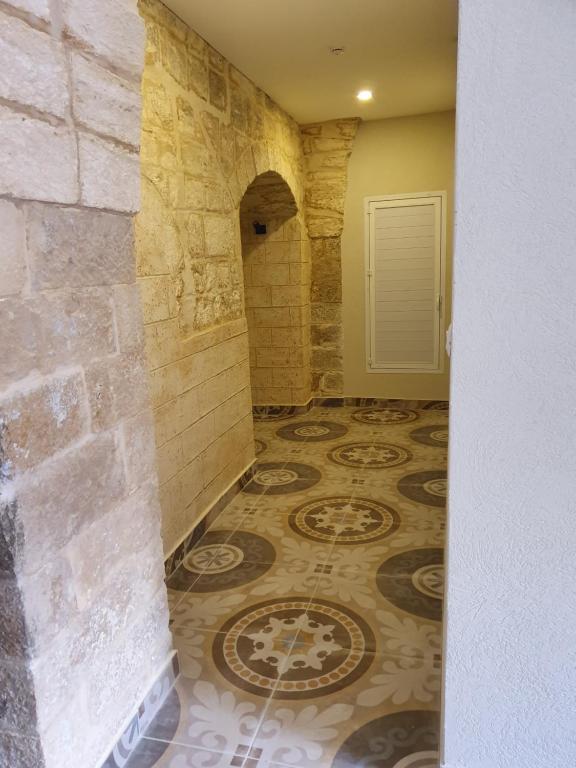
xmin=124 ymin=404 xmax=447 ymax=768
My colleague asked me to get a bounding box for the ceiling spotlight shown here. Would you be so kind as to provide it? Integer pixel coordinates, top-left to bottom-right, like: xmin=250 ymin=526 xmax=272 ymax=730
xmin=357 ymin=89 xmax=373 ymax=102
xmin=329 ymin=46 xmax=346 ymax=56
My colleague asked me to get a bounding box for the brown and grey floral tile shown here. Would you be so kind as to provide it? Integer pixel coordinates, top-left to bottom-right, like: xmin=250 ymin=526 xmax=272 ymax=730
xmin=142 ymin=404 xmax=447 ymax=768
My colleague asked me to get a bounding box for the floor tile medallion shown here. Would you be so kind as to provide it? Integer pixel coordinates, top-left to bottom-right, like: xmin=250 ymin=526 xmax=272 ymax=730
xmin=213 ymin=597 xmax=375 ymax=700
xmin=167 ymin=530 xmax=276 ymax=592
xmin=377 ymin=548 xmax=444 ymax=621
xmin=397 ymin=471 xmax=447 ymax=507
xmin=409 ymin=425 xmax=449 ymax=448
xmin=276 ymin=420 xmax=349 ymax=442
xmin=243 ymin=462 xmax=322 ymax=495
xmin=289 ymin=496 xmax=400 ymax=545
xmin=328 ymin=442 xmax=412 ymax=469
xmin=352 ymin=407 xmax=420 ymax=425
xmin=332 ymin=709 xmax=440 ymax=767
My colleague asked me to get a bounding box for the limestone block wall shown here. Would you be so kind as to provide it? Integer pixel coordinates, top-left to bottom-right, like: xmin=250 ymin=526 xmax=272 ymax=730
xmin=137 ymin=0 xmax=307 ymax=556
xmin=301 ymin=119 xmax=360 ymax=396
xmin=0 ymin=2 xmax=171 ymax=767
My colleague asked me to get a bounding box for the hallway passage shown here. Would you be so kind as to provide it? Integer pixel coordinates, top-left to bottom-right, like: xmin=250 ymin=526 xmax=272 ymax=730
xmin=125 ymin=404 xmax=447 ymax=768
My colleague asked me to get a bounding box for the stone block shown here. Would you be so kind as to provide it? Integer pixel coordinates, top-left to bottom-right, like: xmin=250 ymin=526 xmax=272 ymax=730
xmin=253 ymin=307 xmax=291 ymax=327
xmin=213 ymin=387 xmax=251 ymax=437
xmin=144 ymin=318 xmax=180 ymax=370
xmin=312 ymin=279 xmax=342 ymax=303
xmin=0 ymin=732 xmax=45 ymax=768
xmin=209 ymin=69 xmax=227 ymax=111
xmin=36 ymin=288 xmax=117 ymax=369
xmin=154 ymin=389 xmax=182 ymax=447
xmin=0 ymin=106 xmax=77 ymax=203
xmin=25 ymin=203 xmax=134 ymax=290
xmin=79 ymin=133 xmax=140 ymax=213
xmin=141 ymin=77 xmax=173 ymax=132
xmin=251 ymin=264 xmax=290 ymax=287
xmin=0 ymin=659 xmax=38 ymax=734
xmin=140 ymin=276 xmax=173 ymax=324
xmin=156 ymin=433 xmax=182 ymax=483
xmin=149 ymin=361 xmax=181 ymax=409
xmin=0 ymin=577 xmax=28 ymax=657
xmin=312 ymin=323 xmax=342 ymax=347
xmin=256 ymin=347 xmax=290 ymax=368
xmin=65 ymin=482 xmax=161 ymax=609
xmin=0 ymin=299 xmax=40 ymax=390
xmin=272 ymin=367 xmax=307 ymax=388
xmin=182 ymin=411 xmax=214 ymax=462
xmin=188 ymin=54 xmax=209 ymax=100
xmin=0 ymin=12 xmax=68 ymax=118
xmin=245 ymin=286 xmax=271 ymax=308
xmin=84 ymin=351 xmax=150 ymax=431
xmin=271 ymin=284 xmax=306 ymax=307
xmin=113 ymin=283 xmax=145 ymax=355
xmin=1 ymin=371 xmax=86 ymax=473
xmin=204 ymin=215 xmax=235 ymax=258
xmin=0 ymin=200 xmax=26 ymax=297
xmin=15 ymin=433 xmax=126 ymax=573
xmin=62 ymin=0 xmax=145 ymax=82
xmin=4 ymin=0 xmax=48 ymax=18
xmin=181 ymin=454 xmax=203 ymax=506
xmin=71 ymin=53 xmax=141 ymax=147
xmin=121 ymin=410 xmax=158 ymax=493
xmin=313 ymin=347 xmax=343 ymax=371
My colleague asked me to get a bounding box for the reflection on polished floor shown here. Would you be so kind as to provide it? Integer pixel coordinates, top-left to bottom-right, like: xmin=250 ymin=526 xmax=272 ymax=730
xmin=125 ymin=403 xmax=447 ymax=768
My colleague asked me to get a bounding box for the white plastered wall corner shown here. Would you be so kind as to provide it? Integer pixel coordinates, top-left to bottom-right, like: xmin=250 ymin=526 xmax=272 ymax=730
xmin=443 ymin=0 xmax=576 ymax=766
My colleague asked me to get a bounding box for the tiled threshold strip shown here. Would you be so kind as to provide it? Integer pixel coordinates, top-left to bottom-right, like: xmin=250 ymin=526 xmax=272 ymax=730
xmin=101 ymin=653 xmax=180 ymax=768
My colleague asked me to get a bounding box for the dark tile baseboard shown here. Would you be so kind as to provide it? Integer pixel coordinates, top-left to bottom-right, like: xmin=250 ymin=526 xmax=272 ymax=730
xmin=253 ymin=397 xmax=449 ymax=415
xmin=101 ymin=652 xmax=179 ymax=768
xmin=163 ymin=464 xmax=256 ymax=579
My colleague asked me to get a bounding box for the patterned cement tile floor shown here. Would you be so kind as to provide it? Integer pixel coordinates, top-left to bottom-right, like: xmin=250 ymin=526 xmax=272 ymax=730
xmin=126 ymin=404 xmax=447 ymax=768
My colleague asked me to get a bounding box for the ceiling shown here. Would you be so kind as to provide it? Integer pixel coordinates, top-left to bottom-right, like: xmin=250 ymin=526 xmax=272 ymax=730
xmin=163 ymin=0 xmax=458 ymax=124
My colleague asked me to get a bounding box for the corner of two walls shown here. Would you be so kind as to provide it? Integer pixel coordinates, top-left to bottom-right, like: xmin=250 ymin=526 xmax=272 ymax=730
xmin=0 ymin=1 xmax=171 ymax=767
xmin=301 ymin=118 xmax=361 ymax=397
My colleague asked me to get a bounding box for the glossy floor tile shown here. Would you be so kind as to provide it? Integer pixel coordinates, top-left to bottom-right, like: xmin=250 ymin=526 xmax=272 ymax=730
xmin=126 ymin=404 xmax=447 ymax=768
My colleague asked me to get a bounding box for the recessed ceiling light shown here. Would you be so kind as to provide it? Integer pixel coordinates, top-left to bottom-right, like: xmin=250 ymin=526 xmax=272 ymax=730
xmin=356 ymin=89 xmax=373 ymax=102
xmin=329 ymin=46 xmax=346 ymax=56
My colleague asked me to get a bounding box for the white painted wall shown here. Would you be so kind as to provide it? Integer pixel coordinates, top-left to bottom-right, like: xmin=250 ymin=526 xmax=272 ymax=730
xmin=444 ymin=1 xmax=576 ymax=767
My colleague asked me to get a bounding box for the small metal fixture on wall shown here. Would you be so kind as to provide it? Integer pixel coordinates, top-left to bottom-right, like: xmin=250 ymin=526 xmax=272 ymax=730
xmin=253 ymin=221 xmax=267 ymax=235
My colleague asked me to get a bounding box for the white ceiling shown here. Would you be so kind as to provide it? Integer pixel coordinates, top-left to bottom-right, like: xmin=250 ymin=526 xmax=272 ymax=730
xmin=163 ymin=0 xmax=458 ymax=124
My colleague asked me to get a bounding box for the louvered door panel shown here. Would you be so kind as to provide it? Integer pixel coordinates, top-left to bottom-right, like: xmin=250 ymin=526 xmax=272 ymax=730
xmin=366 ymin=194 xmax=445 ymax=371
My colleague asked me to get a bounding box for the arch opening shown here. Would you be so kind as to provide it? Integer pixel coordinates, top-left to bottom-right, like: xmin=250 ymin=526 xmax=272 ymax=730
xmin=239 ymin=172 xmax=312 ymax=409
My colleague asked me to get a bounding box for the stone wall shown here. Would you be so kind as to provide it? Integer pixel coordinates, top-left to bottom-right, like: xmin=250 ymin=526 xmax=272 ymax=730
xmin=240 ymin=173 xmax=311 ymax=405
xmin=0 ymin=1 xmax=171 ymax=767
xmin=137 ymin=0 xmax=307 ymax=556
xmin=301 ymin=119 xmax=360 ymax=396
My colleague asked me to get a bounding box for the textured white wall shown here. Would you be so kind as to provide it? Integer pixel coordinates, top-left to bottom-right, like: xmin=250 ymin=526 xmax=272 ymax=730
xmin=444 ymin=1 xmax=576 ymax=767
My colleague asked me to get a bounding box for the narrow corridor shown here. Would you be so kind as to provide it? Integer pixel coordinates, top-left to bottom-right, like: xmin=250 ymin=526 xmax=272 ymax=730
xmin=123 ymin=403 xmax=447 ymax=768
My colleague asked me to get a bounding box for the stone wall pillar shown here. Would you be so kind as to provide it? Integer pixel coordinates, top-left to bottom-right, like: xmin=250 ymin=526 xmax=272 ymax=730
xmin=301 ymin=119 xmax=360 ymax=396
xmin=0 ymin=2 xmax=172 ymax=767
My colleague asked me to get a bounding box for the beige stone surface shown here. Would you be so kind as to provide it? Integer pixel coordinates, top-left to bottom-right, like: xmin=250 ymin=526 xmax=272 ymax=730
xmin=0 ymin=200 xmax=27 ymax=298
xmin=301 ymin=118 xmax=360 ymax=396
xmin=0 ymin=4 xmax=170 ymax=767
xmin=78 ymin=132 xmax=141 ymax=212
xmin=71 ymin=52 xmax=141 ymax=147
xmin=0 ymin=11 xmax=69 ymax=117
xmin=0 ymin=107 xmax=78 ymax=203
xmin=62 ymin=0 xmax=145 ymax=82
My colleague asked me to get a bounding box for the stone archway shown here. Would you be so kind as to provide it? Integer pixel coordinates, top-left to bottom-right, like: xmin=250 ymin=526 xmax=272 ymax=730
xmin=239 ymin=171 xmax=312 ymax=407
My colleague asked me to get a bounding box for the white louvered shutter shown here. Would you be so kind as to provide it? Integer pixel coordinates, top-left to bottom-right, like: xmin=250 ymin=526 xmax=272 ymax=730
xmin=366 ymin=194 xmax=445 ymax=372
